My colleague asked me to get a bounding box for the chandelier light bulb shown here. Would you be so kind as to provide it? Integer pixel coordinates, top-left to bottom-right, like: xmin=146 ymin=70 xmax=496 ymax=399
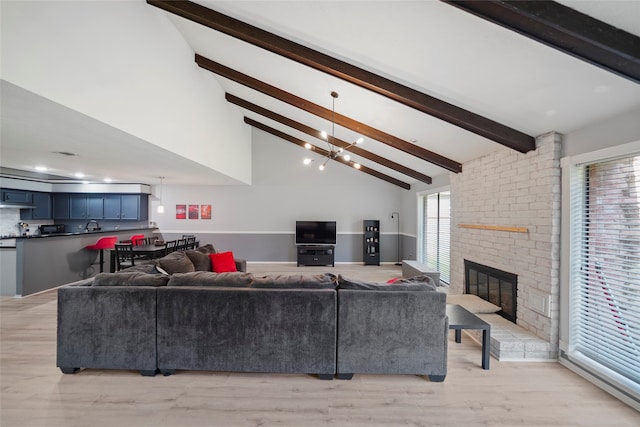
xmin=356 ymin=137 xmax=364 ymax=144
xmin=319 ymin=164 xmax=325 ymax=171
xmin=304 ymin=143 xmax=312 ymax=150
xmin=303 ymin=158 xmax=312 ymax=165
xmin=353 ymin=163 xmax=361 ymax=169
xmin=320 ymin=130 xmax=328 ymax=140
xmin=343 ymin=154 xmax=351 ymax=161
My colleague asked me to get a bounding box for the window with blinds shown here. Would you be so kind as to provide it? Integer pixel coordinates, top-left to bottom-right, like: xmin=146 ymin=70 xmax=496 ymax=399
xmin=569 ymin=154 xmax=640 ymax=395
xmin=422 ymin=191 xmax=450 ymax=283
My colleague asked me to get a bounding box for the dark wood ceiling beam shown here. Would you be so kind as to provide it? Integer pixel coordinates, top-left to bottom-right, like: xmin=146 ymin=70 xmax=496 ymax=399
xmin=196 ymin=55 xmax=462 ymax=173
xmin=147 ymin=0 xmax=535 ymax=153
xmin=244 ymin=117 xmax=411 ymax=190
xmin=226 ymin=94 xmax=432 ymax=185
xmin=443 ymin=1 xmax=640 ymax=84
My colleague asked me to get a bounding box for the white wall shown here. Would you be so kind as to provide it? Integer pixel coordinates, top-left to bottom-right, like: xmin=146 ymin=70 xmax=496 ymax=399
xmin=150 ymin=127 xmax=404 ymax=260
xmin=1 ymin=0 xmax=251 ymax=184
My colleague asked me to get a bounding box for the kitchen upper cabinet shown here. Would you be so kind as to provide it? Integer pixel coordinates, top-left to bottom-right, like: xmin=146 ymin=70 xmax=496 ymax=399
xmin=48 ymin=193 xmax=148 ymax=221
xmin=1 ymin=190 xmax=31 ymax=203
xmin=53 ymin=194 xmax=70 ymax=219
xmin=20 ymin=192 xmax=52 ymax=220
xmin=103 ymin=195 xmax=121 ymax=220
xmin=120 ymin=194 xmax=148 ymax=221
xmin=86 ymin=195 xmax=103 ymax=219
xmin=69 ymin=195 xmax=104 ymax=219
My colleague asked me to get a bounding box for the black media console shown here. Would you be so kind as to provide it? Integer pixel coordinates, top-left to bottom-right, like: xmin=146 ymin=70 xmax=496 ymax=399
xmin=297 ymin=245 xmax=335 ymax=267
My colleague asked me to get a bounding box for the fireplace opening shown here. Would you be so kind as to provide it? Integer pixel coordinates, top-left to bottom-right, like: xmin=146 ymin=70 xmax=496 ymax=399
xmin=464 ymin=260 xmax=517 ymax=323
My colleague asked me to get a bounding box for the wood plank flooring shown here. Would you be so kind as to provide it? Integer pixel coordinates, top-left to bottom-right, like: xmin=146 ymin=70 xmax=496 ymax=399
xmin=1 ymin=263 xmax=638 ymax=426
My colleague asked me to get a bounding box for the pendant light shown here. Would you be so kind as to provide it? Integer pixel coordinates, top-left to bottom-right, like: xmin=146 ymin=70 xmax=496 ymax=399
xmin=303 ymin=91 xmax=363 ymax=170
xmin=157 ymin=176 xmax=165 ymax=214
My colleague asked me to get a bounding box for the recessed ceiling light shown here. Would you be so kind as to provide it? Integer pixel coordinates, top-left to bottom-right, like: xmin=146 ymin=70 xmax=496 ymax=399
xmin=410 ymin=138 xmax=417 ymax=143
xmin=75 ymin=172 xmax=85 ymax=178
xmin=103 ymin=178 xmax=113 ymax=183
xmin=35 ymin=166 xmax=48 ymax=172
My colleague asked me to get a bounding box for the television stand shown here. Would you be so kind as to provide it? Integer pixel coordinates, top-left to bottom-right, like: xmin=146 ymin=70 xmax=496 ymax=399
xmin=297 ymin=245 xmax=334 ymax=267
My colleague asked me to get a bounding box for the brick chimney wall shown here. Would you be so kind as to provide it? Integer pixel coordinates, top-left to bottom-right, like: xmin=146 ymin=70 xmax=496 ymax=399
xmin=449 ymin=131 xmax=562 ymax=352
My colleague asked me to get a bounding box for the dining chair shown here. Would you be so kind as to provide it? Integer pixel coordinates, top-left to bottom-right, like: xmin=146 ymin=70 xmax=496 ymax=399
xmin=163 ymin=240 xmax=178 ymax=255
xmin=114 ymin=243 xmax=135 ymax=271
xmin=185 ymin=236 xmax=197 ymax=250
xmin=176 ymin=239 xmax=187 ymax=251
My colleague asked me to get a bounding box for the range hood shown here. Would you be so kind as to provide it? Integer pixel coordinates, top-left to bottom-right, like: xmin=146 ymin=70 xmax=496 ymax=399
xmin=0 ymin=201 xmax=35 ymax=209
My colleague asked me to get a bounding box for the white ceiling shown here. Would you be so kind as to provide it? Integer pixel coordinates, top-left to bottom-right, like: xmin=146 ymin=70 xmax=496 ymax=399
xmin=1 ymin=0 xmax=639 ymax=187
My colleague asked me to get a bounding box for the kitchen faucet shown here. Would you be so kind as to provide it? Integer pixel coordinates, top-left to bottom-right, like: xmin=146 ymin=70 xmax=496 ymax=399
xmin=84 ymin=219 xmax=101 ymax=231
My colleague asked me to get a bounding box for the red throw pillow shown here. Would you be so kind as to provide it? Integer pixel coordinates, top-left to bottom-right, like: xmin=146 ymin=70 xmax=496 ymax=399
xmin=209 ymin=252 xmax=237 ymax=273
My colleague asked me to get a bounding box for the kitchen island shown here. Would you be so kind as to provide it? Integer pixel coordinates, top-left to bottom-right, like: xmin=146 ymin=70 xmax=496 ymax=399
xmin=4 ymin=227 xmax=158 ymax=297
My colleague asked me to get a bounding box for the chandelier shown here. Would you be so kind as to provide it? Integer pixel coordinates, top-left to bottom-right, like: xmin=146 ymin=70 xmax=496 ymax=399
xmin=303 ymin=91 xmax=363 ymax=171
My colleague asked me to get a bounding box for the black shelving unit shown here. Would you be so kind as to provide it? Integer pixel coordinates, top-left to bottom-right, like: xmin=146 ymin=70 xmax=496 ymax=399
xmin=363 ymin=220 xmax=380 ymax=265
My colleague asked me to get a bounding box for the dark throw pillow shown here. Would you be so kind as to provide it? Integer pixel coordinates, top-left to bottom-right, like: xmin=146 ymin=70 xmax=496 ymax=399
xmin=185 ymin=250 xmax=212 ymax=272
xmin=158 ymin=251 xmax=196 ymax=274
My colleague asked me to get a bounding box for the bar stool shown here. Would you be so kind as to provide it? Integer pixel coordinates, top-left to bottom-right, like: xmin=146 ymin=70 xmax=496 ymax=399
xmin=86 ymin=236 xmax=117 ymax=273
xmin=130 ymin=234 xmax=145 ymax=246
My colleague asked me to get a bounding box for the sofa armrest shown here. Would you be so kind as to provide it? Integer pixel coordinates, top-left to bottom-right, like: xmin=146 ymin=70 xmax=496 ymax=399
xmin=234 ymin=258 xmax=247 ymax=272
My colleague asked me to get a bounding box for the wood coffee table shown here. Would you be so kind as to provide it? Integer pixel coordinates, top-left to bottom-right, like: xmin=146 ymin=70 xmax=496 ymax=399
xmin=446 ymin=304 xmax=491 ymax=370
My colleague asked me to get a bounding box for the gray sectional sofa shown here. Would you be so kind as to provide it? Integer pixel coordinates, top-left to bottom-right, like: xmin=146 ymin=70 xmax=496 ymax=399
xmin=56 ymin=247 xmax=448 ymax=381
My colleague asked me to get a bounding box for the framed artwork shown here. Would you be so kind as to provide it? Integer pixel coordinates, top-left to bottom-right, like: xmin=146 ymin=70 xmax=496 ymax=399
xmin=176 ymin=204 xmax=186 ymax=220
xmin=201 ymin=204 xmax=212 ymax=219
xmin=188 ymin=204 xmax=199 ymax=220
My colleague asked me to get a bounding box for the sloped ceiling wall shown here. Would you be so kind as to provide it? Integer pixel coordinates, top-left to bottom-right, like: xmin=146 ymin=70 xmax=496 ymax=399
xmin=1 ymin=0 xmax=252 ymax=184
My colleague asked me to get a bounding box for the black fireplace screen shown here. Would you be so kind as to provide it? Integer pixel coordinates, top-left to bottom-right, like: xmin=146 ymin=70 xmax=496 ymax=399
xmin=464 ymin=260 xmax=517 ymax=323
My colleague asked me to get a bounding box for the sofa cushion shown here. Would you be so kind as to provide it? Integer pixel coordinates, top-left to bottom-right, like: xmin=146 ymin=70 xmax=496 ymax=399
xmin=92 ymin=272 xmax=170 ymax=287
xmin=338 ymin=274 xmax=436 ymax=291
xmin=117 ymin=263 xmax=159 ymax=274
xmin=158 ymin=251 xmax=195 ymax=274
xmin=185 ymin=250 xmax=212 ymax=272
xmin=195 ymin=244 xmax=216 ymax=254
xmin=209 ymin=251 xmax=237 ymax=273
xmin=251 ymin=273 xmax=338 ymax=289
xmin=167 ymin=271 xmax=254 ymax=287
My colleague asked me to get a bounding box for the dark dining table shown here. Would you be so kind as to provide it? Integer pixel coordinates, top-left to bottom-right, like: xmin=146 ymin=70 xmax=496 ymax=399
xmin=109 ymin=244 xmax=168 ymax=273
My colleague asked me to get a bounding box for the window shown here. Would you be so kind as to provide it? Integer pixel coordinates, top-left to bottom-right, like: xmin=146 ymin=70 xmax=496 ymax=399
xmin=568 ymin=153 xmax=640 ymax=399
xmin=420 ymin=191 xmax=450 ymax=283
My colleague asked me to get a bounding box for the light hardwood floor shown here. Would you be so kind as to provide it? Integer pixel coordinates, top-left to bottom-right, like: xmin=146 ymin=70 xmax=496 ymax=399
xmin=1 ymin=263 xmax=638 ymax=426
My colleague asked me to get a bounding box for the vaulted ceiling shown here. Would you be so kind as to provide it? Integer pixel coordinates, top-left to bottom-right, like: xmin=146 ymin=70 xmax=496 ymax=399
xmin=1 ymin=1 xmax=639 ymax=188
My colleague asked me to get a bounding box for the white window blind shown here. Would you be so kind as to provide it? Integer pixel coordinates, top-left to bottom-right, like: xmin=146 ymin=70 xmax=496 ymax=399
xmin=569 ymin=154 xmax=640 ymax=394
xmin=422 ymin=191 xmax=450 ymax=283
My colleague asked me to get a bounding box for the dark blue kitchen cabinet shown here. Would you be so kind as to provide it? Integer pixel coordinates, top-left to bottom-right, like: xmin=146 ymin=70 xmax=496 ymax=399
xmin=103 ymin=195 xmax=121 ymax=219
xmin=86 ymin=195 xmax=103 ymax=219
xmin=20 ymin=192 xmax=51 ymax=220
xmin=53 ymin=194 xmax=70 ymax=219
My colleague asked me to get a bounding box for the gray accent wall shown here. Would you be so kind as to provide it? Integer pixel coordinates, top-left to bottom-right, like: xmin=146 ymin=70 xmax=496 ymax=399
xmin=153 ymin=128 xmax=408 ymax=263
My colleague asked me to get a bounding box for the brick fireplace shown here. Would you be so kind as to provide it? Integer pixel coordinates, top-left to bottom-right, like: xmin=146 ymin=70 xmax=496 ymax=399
xmin=465 ymin=260 xmax=517 ymax=323
xmin=449 ymin=132 xmax=562 ymax=360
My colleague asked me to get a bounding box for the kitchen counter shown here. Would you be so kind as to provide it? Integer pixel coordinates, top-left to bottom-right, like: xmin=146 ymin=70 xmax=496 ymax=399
xmin=6 ymin=227 xmax=159 ymax=297
xmin=1 ymin=226 xmax=155 ymax=240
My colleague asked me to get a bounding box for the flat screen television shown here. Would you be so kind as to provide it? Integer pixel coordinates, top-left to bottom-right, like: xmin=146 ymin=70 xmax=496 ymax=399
xmin=295 ymin=221 xmax=337 ymax=245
